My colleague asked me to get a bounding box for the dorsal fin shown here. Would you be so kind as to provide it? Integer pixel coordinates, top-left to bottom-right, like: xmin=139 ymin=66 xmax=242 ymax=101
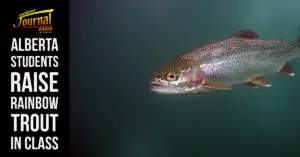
xmin=232 ymin=30 xmax=259 ymax=39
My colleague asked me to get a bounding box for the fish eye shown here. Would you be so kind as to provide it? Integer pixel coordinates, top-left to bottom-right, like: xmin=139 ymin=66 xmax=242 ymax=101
xmin=167 ymin=73 xmax=177 ymax=81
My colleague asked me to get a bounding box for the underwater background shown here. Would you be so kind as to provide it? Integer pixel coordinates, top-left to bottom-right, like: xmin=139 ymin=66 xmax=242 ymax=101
xmin=70 ymin=0 xmax=300 ymax=156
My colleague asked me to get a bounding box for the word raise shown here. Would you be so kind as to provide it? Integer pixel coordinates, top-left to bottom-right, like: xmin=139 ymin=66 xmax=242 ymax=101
xmin=11 ymin=72 xmax=58 ymax=93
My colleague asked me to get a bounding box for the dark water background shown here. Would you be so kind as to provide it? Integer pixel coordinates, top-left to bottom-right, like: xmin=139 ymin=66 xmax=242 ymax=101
xmin=71 ymin=0 xmax=300 ymax=156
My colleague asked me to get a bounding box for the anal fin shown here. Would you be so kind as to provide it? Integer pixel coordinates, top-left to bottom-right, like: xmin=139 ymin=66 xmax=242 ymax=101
xmin=250 ymin=77 xmax=271 ymax=87
xmin=277 ymin=63 xmax=295 ymax=76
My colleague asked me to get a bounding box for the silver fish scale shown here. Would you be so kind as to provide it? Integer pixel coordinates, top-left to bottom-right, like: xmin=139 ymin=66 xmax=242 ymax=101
xmin=182 ymin=38 xmax=299 ymax=84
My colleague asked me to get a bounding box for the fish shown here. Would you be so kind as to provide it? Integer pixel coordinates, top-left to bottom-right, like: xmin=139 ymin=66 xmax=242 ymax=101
xmin=149 ymin=29 xmax=300 ymax=94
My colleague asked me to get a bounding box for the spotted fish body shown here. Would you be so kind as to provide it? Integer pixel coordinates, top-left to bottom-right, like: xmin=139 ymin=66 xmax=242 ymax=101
xmin=150 ymin=30 xmax=300 ymax=94
xmin=188 ymin=37 xmax=300 ymax=85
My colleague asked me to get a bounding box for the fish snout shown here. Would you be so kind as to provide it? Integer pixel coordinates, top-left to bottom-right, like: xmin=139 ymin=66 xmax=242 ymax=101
xmin=150 ymin=73 xmax=165 ymax=82
xmin=150 ymin=76 xmax=160 ymax=83
xmin=149 ymin=75 xmax=167 ymax=89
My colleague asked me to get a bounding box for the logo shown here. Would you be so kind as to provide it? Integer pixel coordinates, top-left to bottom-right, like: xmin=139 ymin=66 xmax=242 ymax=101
xmin=13 ymin=9 xmax=54 ymax=33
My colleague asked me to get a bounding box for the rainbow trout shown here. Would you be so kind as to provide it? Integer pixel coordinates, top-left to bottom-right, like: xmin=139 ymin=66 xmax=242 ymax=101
xmin=149 ymin=30 xmax=300 ymax=94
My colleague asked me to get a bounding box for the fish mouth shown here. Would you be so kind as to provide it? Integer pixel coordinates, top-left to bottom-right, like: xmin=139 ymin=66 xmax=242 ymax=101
xmin=150 ymin=82 xmax=181 ymax=94
xmin=150 ymin=83 xmax=166 ymax=89
xmin=150 ymin=82 xmax=175 ymax=94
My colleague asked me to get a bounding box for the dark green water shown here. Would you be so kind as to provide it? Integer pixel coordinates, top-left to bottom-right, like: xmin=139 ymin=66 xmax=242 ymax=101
xmin=71 ymin=0 xmax=300 ymax=156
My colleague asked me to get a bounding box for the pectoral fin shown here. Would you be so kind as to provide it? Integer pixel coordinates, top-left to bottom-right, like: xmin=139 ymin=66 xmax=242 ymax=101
xmin=277 ymin=63 xmax=295 ymax=76
xmin=184 ymin=70 xmax=231 ymax=90
xmin=202 ymin=83 xmax=232 ymax=90
xmin=195 ymin=74 xmax=231 ymax=90
xmin=250 ymin=77 xmax=271 ymax=87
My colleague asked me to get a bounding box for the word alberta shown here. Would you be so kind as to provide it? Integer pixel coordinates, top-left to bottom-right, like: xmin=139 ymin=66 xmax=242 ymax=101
xmin=11 ymin=38 xmax=58 ymax=51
